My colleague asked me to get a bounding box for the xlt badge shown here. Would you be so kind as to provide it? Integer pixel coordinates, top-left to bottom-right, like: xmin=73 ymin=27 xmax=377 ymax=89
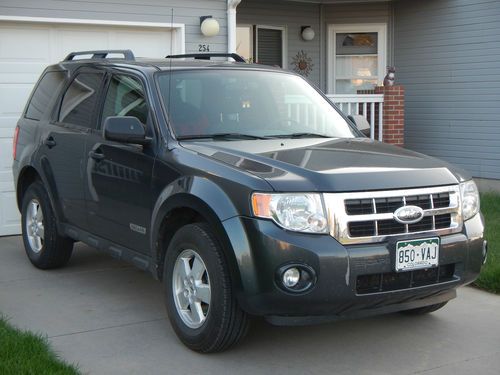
xmin=129 ymin=223 xmax=146 ymax=235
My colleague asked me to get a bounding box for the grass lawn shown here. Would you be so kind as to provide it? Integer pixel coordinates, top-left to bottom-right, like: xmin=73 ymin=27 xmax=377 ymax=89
xmin=474 ymin=193 xmax=500 ymax=294
xmin=0 ymin=317 xmax=80 ymax=375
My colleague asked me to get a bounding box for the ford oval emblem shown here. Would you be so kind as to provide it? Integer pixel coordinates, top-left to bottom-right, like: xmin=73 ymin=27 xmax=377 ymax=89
xmin=394 ymin=205 xmax=424 ymax=224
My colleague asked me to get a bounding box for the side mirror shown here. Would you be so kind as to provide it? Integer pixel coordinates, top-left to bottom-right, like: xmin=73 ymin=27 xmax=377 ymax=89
xmin=103 ymin=116 xmax=151 ymax=145
xmin=348 ymin=115 xmax=371 ymax=137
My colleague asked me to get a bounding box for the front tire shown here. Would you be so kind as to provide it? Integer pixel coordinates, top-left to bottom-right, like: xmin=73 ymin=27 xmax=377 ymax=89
xmin=21 ymin=180 xmax=73 ymax=269
xmin=164 ymin=223 xmax=249 ymax=353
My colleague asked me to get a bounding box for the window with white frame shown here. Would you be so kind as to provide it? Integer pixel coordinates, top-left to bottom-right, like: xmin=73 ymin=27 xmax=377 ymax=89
xmin=328 ymin=24 xmax=387 ymax=94
xmin=236 ymin=25 xmax=286 ymax=67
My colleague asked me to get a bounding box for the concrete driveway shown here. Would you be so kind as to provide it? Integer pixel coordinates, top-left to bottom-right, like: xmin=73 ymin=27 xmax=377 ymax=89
xmin=1 ymin=236 xmax=499 ymax=375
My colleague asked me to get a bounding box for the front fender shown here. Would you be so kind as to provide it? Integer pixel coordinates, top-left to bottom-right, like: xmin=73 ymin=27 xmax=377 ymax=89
xmin=150 ymin=176 xmax=246 ymax=289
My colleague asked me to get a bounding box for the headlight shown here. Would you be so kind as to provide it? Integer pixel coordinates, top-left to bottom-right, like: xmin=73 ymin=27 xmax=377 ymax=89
xmin=460 ymin=180 xmax=480 ymax=221
xmin=251 ymin=193 xmax=328 ymax=233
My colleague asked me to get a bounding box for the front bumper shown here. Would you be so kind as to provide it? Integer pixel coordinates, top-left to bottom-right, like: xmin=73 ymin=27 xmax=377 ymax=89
xmin=223 ymin=213 xmax=485 ymax=324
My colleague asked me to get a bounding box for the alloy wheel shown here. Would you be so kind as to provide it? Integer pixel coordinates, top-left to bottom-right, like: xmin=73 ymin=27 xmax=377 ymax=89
xmin=172 ymin=249 xmax=211 ymax=329
xmin=25 ymin=199 xmax=44 ymax=253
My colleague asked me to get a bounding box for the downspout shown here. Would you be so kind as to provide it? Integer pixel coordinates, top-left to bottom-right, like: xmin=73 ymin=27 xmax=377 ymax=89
xmin=390 ymin=1 xmax=395 ymax=66
xmin=227 ymin=0 xmax=242 ymax=53
xmin=319 ymin=3 xmax=325 ymax=92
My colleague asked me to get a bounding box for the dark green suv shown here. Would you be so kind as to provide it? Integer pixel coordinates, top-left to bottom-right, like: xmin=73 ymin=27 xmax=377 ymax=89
xmin=12 ymin=50 xmax=487 ymax=352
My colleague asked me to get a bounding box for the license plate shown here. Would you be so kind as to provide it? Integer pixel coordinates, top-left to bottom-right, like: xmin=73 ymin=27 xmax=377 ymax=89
xmin=396 ymin=237 xmax=439 ymax=272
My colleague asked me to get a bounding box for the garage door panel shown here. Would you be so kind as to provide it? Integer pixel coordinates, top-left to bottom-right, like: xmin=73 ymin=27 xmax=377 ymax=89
xmin=0 ymin=84 xmax=34 ymax=118
xmin=110 ymin=30 xmax=171 ymax=58
xmin=0 ymin=26 xmax=50 ymax=62
xmin=0 ymin=138 xmax=13 ymax=170
xmin=0 ymin=72 xmax=44 ymax=84
xmin=0 ymin=189 xmax=20 ymax=236
xmin=0 ymin=135 xmax=18 ymax=236
xmin=0 ymin=121 xmax=20 ymax=137
xmin=0 ymin=63 xmax=47 ymax=83
xmin=57 ymin=29 xmax=110 ymax=57
xmin=0 ymin=20 xmax=178 ymax=236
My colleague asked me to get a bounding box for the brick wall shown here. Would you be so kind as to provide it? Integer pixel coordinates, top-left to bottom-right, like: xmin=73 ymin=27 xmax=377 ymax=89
xmin=375 ymin=85 xmax=405 ymax=146
xmin=357 ymin=85 xmax=405 ymax=146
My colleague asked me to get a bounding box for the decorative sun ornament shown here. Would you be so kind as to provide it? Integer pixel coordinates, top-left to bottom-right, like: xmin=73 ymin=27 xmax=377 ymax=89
xmin=291 ymin=50 xmax=314 ymax=77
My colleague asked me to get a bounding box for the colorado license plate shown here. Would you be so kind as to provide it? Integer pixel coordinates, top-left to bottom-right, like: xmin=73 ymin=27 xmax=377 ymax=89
xmin=396 ymin=237 xmax=440 ymax=272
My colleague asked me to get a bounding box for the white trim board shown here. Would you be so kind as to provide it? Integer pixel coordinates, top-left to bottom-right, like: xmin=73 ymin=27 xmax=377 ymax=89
xmin=327 ymin=23 xmax=387 ymax=94
xmin=0 ymin=15 xmax=186 ymax=54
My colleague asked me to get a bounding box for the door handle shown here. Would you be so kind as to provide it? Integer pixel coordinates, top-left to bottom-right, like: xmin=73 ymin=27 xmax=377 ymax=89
xmin=89 ymin=150 xmax=105 ymax=161
xmin=44 ymin=136 xmax=56 ymax=148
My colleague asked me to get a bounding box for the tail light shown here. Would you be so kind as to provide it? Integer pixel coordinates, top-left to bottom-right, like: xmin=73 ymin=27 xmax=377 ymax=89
xmin=13 ymin=126 xmax=20 ymax=160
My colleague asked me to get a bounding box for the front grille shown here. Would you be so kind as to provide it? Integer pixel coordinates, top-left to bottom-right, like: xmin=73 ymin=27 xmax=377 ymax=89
xmin=324 ymin=185 xmax=462 ymax=244
xmin=348 ymin=221 xmax=376 ymax=237
xmin=432 ymin=193 xmax=450 ymax=208
xmin=356 ymin=264 xmax=456 ymax=294
xmin=375 ymin=197 xmax=404 ymax=213
xmin=345 ymin=199 xmax=373 ymax=215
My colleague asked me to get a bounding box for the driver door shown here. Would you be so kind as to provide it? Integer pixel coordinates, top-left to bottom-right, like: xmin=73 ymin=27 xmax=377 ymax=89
xmin=84 ymin=73 xmax=156 ymax=253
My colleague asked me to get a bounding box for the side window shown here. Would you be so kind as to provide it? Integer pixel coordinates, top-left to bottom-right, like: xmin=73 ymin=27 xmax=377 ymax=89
xmin=25 ymin=71 xmax=66 ymax=121
xmin=59 ymin=72 xmax=104 ymax=128
xmin=102 ymin=74 xmax=148 ymax=126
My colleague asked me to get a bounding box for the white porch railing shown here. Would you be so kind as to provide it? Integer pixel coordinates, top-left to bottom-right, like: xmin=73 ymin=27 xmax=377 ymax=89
xmin=327 ymin=94 xmax=384 ymax=141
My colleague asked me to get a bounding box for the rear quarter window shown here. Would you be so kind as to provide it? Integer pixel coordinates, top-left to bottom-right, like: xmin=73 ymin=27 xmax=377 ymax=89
xmin=25 ymin=71 xmax=66 ymax=121
xmin=59 ymin=72 xmax=104 ymax=128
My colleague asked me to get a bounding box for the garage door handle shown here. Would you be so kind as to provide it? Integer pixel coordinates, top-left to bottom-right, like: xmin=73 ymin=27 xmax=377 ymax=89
xmin=44 ymin=137 xmax=57 ymax=148
xmin=89 ymin=150 xmax=105 ymax=161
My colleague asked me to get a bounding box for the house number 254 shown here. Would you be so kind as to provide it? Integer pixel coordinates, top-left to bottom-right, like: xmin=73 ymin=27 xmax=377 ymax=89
xmin=198 ymin=44 xmax=210 ymax=52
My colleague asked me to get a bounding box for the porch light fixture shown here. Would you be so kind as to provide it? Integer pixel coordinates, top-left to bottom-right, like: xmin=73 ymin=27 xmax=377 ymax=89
xmin=200 ymin=16 xmax=220 ymax=37
xmin=301 ymin=26 xmax=315 ymax=41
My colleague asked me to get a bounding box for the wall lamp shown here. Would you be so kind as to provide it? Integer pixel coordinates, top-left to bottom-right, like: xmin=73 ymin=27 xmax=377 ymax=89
xmin=301 ymin=26 xmax=315 ymax=41
xmin=200 ymin=16 xmax=220 ymax=37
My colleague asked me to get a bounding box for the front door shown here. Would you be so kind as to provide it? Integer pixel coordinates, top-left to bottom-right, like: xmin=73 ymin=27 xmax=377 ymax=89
xmin=84 ymin=73 xmax=156 ymax=253
xmin=328 ymin=24 xmax=387 ymax=94
xmin=40 ymin=69 xmax=105 ymax=230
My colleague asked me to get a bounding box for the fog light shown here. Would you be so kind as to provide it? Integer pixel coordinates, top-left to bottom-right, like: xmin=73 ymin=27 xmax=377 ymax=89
xmin=277 ymin=264 xmax=316 ymax=293
xmin=283 ymin=267 xmax=300 ymax=288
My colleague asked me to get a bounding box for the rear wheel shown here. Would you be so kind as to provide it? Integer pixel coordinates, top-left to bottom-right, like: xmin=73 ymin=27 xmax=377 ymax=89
xmin=400 ymin=301 xmax=448 ymax=315
xmin=164 ymin=223 xmax=249 ymax=353
xmin=21 ymin=181 xmax=73 ymax=269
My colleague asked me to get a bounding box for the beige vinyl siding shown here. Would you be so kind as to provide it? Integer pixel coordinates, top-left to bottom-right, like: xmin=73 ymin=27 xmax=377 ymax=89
xmin=394 ymin=0 xmax=500 ymax=179
xmin=0 ymin=0 xmax=228 ymax=53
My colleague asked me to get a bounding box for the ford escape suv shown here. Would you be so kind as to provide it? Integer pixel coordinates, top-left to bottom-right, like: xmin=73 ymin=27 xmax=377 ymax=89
xmin=12 ymin=50 xmax=487 ymax=353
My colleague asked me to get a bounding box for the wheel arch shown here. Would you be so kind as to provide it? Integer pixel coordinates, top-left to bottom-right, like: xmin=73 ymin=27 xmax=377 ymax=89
xmin=16 ymin=165 xmax=40 ymax=210
xmin=16 ymin=164 xmax=64 ymax=230
xmin=151 ymin=178 xmax=245 ymax=294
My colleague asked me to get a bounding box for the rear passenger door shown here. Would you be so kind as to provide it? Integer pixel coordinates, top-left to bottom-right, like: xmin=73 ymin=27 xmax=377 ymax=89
xmin=39 ymin=68 xmax=104 ymax=229
xmin=84 ymin=72 xmax=156 ymax=253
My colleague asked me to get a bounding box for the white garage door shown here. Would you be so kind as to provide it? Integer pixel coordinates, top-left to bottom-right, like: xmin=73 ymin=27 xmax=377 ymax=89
xmin=0 ymin=19 xmax=181 ymax=236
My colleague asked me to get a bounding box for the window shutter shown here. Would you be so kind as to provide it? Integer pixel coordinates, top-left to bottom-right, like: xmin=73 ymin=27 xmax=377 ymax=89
xmin=257 ymin=28 xmax=283 ymax=67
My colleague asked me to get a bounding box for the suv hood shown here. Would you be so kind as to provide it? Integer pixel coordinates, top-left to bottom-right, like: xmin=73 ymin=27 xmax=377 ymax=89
xmin=181 ymin=138 xmax=469 ymax=192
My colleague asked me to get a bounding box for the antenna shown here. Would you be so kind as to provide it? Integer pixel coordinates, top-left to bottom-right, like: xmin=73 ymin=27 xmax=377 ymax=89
xmin=167 ymin=8 xmax=174 ymax=141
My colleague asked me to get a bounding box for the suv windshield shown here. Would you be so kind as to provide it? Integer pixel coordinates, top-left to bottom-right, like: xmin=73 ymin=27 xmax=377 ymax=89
xmin=156 ymin=70 xmax=358 ymax=140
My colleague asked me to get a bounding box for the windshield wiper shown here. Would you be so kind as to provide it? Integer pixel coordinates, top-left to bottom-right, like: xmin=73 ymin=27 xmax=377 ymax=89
xmin=177 ymin=133 xmax=268 ymax=141
xmin=268 ymin=132 xmax=332 ymax=139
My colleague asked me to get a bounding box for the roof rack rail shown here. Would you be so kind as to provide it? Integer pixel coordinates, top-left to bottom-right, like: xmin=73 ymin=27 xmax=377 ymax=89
xmin=166 ymin=53 xmax=246 ymax=63
xmin=63 ymin=50 xmax=135 ymax=62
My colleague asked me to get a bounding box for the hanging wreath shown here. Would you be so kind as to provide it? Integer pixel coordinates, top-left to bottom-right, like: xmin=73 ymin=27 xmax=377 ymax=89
xmin=291 ymin=50 xmax=314 ymax=77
